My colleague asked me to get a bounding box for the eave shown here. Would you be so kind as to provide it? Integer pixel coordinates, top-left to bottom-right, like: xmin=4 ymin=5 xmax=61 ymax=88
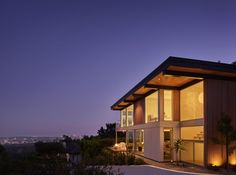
xmin=111 ymin=56 xmax=236 ymax=110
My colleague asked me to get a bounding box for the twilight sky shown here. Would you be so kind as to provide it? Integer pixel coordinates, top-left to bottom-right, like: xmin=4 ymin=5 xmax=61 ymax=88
xmin=1 ymin=0 xmax=236 ymax=137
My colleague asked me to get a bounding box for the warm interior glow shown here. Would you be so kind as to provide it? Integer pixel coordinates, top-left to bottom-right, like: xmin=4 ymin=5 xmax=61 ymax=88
xmin=181 ymin=126 xmax=204 ymax=140
xmin=120 ymin=109 xmax=127 ymax=127
xmin=127 ymin=105 xmax=133 ymax=126
xmin=180 ymin=81 xmax=203 ymax=121
xmin=181 ymin=126 xmax=204 ymax=165
xmin=120 ymin=105 xmax=133 ymax=127
xmin=145 ymin=91 xmax=158 ymax=122
xmin=135 ymin=129 xmax=144 ymax=152
xmin=164 ymin=90 xmax=173 ymax=121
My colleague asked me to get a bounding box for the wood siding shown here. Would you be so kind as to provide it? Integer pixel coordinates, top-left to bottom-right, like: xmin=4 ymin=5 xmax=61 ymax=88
xmin=134 ymin=98 xmax=145 ymax=125
xmin=204 ymin=79 xmax=236 ymax=166
xmin=173 ymin=90 xmax=180 ymax=121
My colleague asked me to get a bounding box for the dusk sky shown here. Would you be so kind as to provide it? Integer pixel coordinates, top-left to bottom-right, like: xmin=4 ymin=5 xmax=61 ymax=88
xmin=1 ymin=0 xmax=236 ymax=137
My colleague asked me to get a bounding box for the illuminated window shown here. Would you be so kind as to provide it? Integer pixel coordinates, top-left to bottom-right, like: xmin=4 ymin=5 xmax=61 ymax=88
xmin=135 ymin=129 xmax=144 ymax=152
xmin=181 ymin=126 xmax=204 ymax=141
xmin=120 ymin=105 xmax=133 ymax=127
xmin=127 ymin=131 xmax=134 ymax=151
xmin=145 ymin=91 xmax=158 ymax=122
xmin=181 ymin=141 xmax=204 ymax=165
xmin=180 ymin=81 xmax=203 ymax=121
xmin=127 ymin=105 xmax=133 ymax=126
xmin=120 ymin=109 xmax=127 ymax=127
xmin=164 ymin=90 xmax=173 ymax=121
xmin=181 ymin=126 xmax=204 ymax=165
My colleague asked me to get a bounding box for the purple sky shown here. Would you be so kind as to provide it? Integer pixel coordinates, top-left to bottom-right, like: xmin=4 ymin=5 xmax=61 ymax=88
xmin=1 ymin=0 xmax=236 ymax=137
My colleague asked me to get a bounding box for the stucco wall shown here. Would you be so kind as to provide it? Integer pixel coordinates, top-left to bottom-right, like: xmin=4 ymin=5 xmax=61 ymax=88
xmin=144 ymin=126 xmax=162 ymax=161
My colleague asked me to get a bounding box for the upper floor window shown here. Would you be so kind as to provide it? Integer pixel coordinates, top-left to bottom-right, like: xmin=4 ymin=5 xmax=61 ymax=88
xmin=120 ymin=105 xmax=133 ymax=127
xmin=180 ymin=81 xmax=203 ymax=121
xmin=121 ymin=109 xmax=127 ymax=127
xmin=145 ymin=91 xmax=158 ymax=123
xmin=127 ymin=105 xmax=133 ymax=126
xmin=164 ymin=90 xmax=173 ymax=121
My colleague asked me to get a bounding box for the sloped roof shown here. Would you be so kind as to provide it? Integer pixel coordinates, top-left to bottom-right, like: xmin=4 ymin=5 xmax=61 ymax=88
xmin=111 ymin=56 xmax=236 ymax=110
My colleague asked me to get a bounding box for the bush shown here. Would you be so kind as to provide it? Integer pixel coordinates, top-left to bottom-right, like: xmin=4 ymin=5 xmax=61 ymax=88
xmin=135 ymin=158 xmax=145 ymax=165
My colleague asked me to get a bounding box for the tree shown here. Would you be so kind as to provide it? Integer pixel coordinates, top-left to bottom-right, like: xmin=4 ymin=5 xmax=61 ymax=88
xmin=172 ymin=139 xmax=184 ymax=165
xmin=217 ymin=113 xmax=236 ymax=169
xmin=62 ymin=135 xmax=73 ymax=144
xmin=97 ymin=123 xmax=116 ymax=138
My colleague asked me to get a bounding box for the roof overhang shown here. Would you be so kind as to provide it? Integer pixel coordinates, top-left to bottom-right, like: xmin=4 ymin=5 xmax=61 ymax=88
xmin=111 ymin=56 xmax=236 ymax=110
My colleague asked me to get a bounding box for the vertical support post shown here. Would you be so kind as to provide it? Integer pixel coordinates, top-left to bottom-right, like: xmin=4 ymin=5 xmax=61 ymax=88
xmin=159 ymin=89 xmax=164 ymax=121
xmin=133 ymin=130 xmax=136 ymax=152
xmin=115 ymin=126 xmax=117 ymax=144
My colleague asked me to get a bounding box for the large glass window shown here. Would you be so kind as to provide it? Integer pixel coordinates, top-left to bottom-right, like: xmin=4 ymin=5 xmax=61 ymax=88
xmin=180 ymin=126 xmax=204 ymax=165
xmin=127 ymin=105 xmax=133 ymax=126
xmin=181 ymin=126 xmax=204 ymax=141
xmin=145 ymin=92 xmax=158 ymax=122
xmin=120 ymin=109 xmax=127 ymax=127
xmin=135 ymin=129 xmax=144 ymax=153
xmin=181 ymin=141 xmax=204 ymax=165
xmin=164 ymin=90 xmax=173 ymax=121
xmin=120 ymin=105 xmax=133 ymax=127
xmin=127 ymin=131 xmax=134 ymax=151
xmin=180 ymin=81 xmax=203 ymax=121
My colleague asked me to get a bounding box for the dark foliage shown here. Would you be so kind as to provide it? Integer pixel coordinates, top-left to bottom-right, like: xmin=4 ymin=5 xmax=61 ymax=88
xmin=215 ymin=113 xmax=236 ymax=169
xmin=98 ymin=123 xmax=116 ymax=138
xmin=0 ymin=144 xmax=6 ymax=154
xmin=35 ymin=141 xmax=65 ymax=155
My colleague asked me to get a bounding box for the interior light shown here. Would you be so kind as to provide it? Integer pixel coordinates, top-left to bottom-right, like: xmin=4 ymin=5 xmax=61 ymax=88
xmin=198 ymin=92 xmax=203 ymax=104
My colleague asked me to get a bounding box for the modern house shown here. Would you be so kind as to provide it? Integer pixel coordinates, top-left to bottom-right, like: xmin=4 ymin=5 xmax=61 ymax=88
xmin=111 ymin=56 xmax=236 ymax=167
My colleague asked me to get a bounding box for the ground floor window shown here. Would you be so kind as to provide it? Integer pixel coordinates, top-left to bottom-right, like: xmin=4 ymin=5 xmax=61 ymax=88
xmin=135 ymin=129 xmax=144 ymax=153
xmin=164 ymin=128 xmax=172 ymax=160
xmin=181 ymin=141 xmax=204 ymax=165
xmin=127 ymin=131 xmax=134 ymax=151
xmin=180 ymin=126 xmax=204 ymax=165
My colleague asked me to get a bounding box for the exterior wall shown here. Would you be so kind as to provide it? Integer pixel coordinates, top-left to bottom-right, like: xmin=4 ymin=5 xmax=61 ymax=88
xmin=144 ymin=126 xmax=162 ymax=161
xmin=172 ymin=90 xmax=180 ymax=121
xmin=143 ymin=121 xmax=179 ymax=162
xmin=204 ymin=79 xmax=236 ymax=166
xmin=134 ymin=98 xmax=145 ymax=125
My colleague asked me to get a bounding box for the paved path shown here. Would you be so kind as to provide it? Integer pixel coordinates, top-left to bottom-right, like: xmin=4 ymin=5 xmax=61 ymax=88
xmin=112 ymin=165 xmax=218 ymax=175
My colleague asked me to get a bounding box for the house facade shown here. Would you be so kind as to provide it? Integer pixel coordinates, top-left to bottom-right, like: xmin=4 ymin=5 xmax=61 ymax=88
xmin=111 ymin=56 xmax=236 ymax=167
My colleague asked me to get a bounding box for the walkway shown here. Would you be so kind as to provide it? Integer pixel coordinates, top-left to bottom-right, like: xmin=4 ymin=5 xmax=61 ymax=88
xmin=112 ymin=154 xmax=220 ymax=175
xmin=112 ymin=165 xmax=218 ymax=175
xmin=135 ymin=154 xmax=218 ymax=174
